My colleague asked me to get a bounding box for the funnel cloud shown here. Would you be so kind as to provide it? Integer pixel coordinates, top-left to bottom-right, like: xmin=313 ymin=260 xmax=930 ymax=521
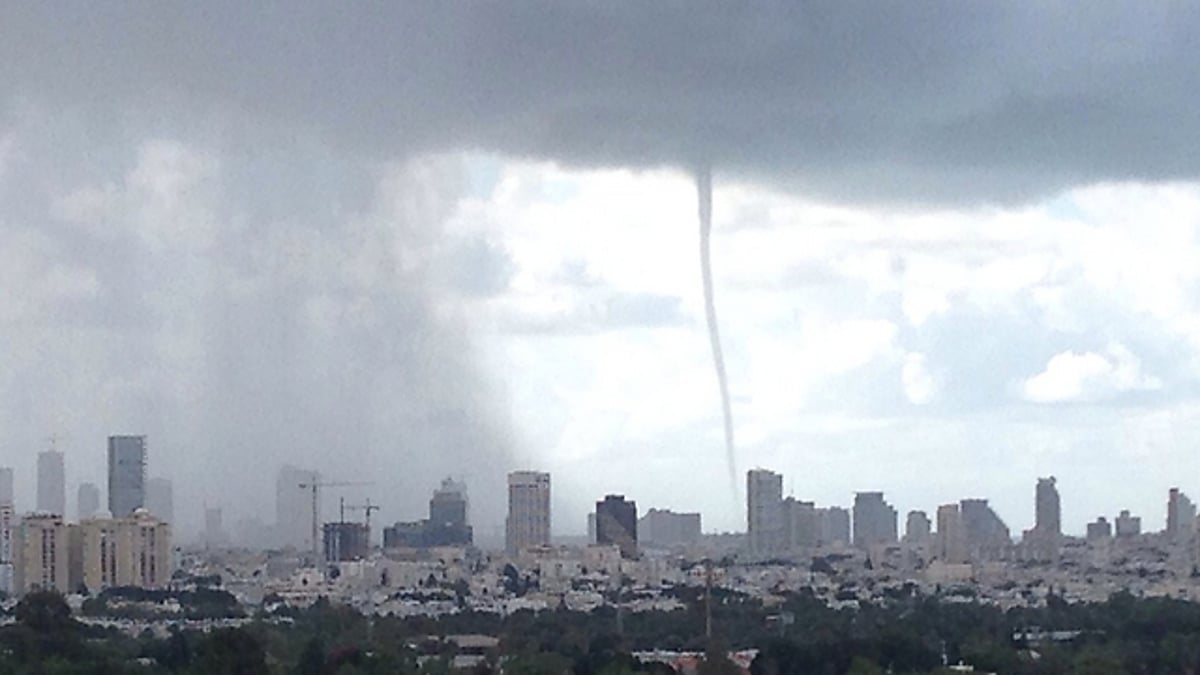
xmin=696 ymin=167 xmax=737 ymax=494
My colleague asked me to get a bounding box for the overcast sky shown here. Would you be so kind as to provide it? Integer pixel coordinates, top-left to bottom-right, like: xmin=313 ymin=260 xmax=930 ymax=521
xmin=2 ymin=3 xmax=1200 ymax=539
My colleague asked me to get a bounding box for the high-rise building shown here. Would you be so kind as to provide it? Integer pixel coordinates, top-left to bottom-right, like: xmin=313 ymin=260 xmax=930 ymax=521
xmin=506 ymin=471 xmax=550 ymax=555
xmin=904 ymin=510 xmax=932 ymax=546
xmin=638 ymin=509 xmax=702 ymax=548
xmin=783 ymin=498 xmax=818 ymax=549
xmin=1115 ymin=509 xmax=1142 ymax=537
xmin=430 ymin=478 xmax=469 ymax=529
xmin=595 ymin=494 xmax=638 ymax=558
xmin=77 ymin=483 xmax=101 ymax=520
xmin=0 ymin=466 xmax=13 ymax=506
xmin=107 ymin=436 xmax=147 ymax=517
xmin=0 ymin=503 xmax=13 ymax=594
xmin=936 ymin=504 xmax=967 ymax=563
xmin=204 ymin=507 xmax=227 ymax=548
xmin=1023 ymin=477 xmax=1062 ymax=560
xmin=1087 ymin=516 xmax=1113 ymax=541
xmin=1034 ymin=477 xmax=1061 ymax=537
xmin=13 ymin=513 xmax=69 ymax=594
xmin=817 ymin=506 xmax=851 ymax=546
xmin=1167 ymin=488 xmax=1196 ymax=542
xmin=960 ymin=498 xmax=1011 ymax=559
xmin=383 ymin=478 xmax=473 ymax=548
xmin=852 ymin=492 xmax=898 ymax=548
xmin=78 ymin=510 xmax=171 ymax=592
xmin=145 ymin=477 xmax=174 ymax=524
xmin=276 ymin=465 xmax=319 ymax=550
xmin=36 ymin=450 xmax=65 ymax=516
xmin=746 ymin=469 xmax=784 ymax=556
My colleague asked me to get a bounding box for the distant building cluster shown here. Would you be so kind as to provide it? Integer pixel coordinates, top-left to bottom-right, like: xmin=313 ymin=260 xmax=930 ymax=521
xmin=383 ymin=478 xmax=473 ymax=550
xmin=0 ymin=435 xmax=173 ymax=596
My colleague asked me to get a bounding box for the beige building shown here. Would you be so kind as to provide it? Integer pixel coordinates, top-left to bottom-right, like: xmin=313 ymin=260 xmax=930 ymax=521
xmin=14 ymin=513 xmax=69 ymax=594
xmin=506 ymin=471 xmax=550 ymax=555
xmin=79 ymin=509 xmax=171 ymax=592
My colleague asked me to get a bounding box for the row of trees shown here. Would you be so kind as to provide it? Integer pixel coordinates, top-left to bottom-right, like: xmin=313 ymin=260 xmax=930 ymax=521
xmin=7 ymin=588 xmax=1200 ymax=673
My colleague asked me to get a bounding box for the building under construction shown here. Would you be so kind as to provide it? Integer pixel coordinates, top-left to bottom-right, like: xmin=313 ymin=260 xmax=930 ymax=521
xmin=323 ymin=522 xmax=369 ymax=562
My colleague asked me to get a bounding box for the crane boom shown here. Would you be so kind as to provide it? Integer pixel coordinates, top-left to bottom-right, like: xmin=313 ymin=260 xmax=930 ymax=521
xmin=297 ymin=480 xmax=373 ymax=563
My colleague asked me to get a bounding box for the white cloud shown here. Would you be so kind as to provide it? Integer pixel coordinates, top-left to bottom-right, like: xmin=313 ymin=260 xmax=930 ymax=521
xmin=902 ymin=352 xmax=939 ymax=405
xmin=1022 ymin=343 xmax=1162 ymax=403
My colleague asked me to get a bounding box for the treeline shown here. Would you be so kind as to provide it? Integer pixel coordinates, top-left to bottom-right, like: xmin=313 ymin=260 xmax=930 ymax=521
xmin=5 ymin=588 xmax=1200 ymax=673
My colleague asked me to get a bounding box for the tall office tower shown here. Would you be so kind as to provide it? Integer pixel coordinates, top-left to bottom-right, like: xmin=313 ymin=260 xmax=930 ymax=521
xmin=817 ymin=506 xmax=851 ymax=546
xmin=587 ymin=513 xmax=597 ymax=544
xmin=1167 ymin=488 xmax=1197 ymax=541
xmin=36 ymin=450 xmax=66 ymax=516
xmin=1086 ymin=517 xmax=1113 ymax=541
xmin=852 ymin=492 xmax=898 ymax=548
xmin=595 ymin=494 xmax=638 ymax=558
xmin=430 ymin=477 xmax=469 ymax=528
xmin=1115 ymin=509 xmax=1142 ymax=537
xmin=936 ymin=503 xmax=967 ymax=563
xmin=904 ymin=510 xmax=932 ymax=546
xmin=0 ymin=466 xmax=13 ymax=505
xmin=960 ymin=498 xmax=1011 ymax=559
xmin=107 ymin=435 xmax=147 ymax=517
xmin=0 ymin=502 xmax=13 ymax=593
xmin=145 ymin=478 xmax=174 ymax=524
xmin=1034 ymin=477 xmax=1061 ymax=537
xmin=13 ymin=513 xmax=69 ymax=594
xmin=746 ymin=469 xmax=784 ymax=556
xmin=505 ymin=471 xmax=550 ymax=555
xmin=783 ymin=498 xmax=818 ymax=549
xmin=276 ymin=465 xmax=319 ymax=550
xmin=77 ymin=483 xmax=101 ymax=519
xmin=78 ymin=510 xmax=171 ymax=592
xmin=638 ymin=509 xmax=702 ymax=548
xmin=204 ymin=507 xmax=227 ymax=548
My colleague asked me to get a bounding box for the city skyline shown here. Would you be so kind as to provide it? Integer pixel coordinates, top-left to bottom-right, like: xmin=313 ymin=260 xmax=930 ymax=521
xmin=4 ymin=5 xmax=1200 ymax=539
xmin=4 ymin=445 xmax=1200 ymax=543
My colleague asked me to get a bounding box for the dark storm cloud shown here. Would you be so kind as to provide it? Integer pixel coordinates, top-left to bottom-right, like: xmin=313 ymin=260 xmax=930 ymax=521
xmin=3 ymin=2 xmax=1197 ymax=203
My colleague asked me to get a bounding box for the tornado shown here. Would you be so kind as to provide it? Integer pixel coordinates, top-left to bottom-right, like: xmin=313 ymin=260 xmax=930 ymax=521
xmin=696 ymin=166 xmax=737 ymax=495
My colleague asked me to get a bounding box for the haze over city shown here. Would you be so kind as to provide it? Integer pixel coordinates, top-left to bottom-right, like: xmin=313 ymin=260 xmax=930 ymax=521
xmin=4 ymin=3 xmax=1200 ymax=541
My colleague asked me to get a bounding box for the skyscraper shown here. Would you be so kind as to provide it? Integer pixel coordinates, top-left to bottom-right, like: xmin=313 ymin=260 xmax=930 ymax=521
xmin=936 ymin=503 xmax=967 ymax=563
xmin=904 ymin=510 xmax=931 ymax=546
xmin=107 ymin=436 xmax=146 ymax=517
xmin=817 ymin=507 xmax=851 ymax=546
xmin=1024 ymin=477 xmax=1062 ymax=560
xmin=77 ymin=483 xmax=101 ymax=519
xmin=783 ymin=498 xmax=818 ymax=549
xmin=595 ymin=494 xmax=638 ymax=558
xmin=1034 ymin=477 xmax=1061 ymax=537
xmin=852 ymin=492 xmax=898 ymax=548
xmin=36 ymin=450 xmax=65 ymax=516
xmin=506 ymin=471 xmax=550 ymax=555
xmin=0 ymin=502 xmax=13 ymax=594
xmin=960 ymin=498 xmax=1011 ymax=559
xmin=746 ymin=468 xmax=784 ymax=556
xmin=276 ymin=465 xmax=319 ymax=550
xmin=1167 ymin=487 xmax=1196 ymax=542
xmin=145 ymin=478 xmax=174 ymax=524
xmin=429 ymin=477 xmax=469 ymax=529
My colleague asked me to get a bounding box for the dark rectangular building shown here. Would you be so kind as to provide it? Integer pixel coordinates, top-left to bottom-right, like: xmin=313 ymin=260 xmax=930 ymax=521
xmin=596 ymin=494 xmax=638 ymax=558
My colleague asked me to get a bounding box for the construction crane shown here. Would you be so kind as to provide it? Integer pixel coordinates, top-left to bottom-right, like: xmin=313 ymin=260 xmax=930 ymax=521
xmin=344 ymin=498 xmax=381 ymax=530
xmin=297 ymin=480 xmax=373 ymax=563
